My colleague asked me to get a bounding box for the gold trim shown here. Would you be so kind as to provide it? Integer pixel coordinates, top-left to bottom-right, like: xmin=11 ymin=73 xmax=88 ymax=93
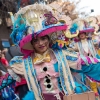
xmin=64 ymin=30 xmax=79 ymax=38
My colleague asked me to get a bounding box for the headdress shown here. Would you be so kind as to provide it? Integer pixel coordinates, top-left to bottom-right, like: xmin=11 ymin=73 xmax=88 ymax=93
xmin=76 ymin=19 xmax=94 ymax=34
xmin=10 ymin=4 xmax=70 ymax=56
xmin=64 ymin=18 xmax=95 ymax=42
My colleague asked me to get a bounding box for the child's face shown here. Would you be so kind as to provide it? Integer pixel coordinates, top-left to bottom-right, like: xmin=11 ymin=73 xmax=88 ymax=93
xmin=32 ymin=35 xmax=50 ymax=54
xmin=79 ymin=33 xmax=86 ymax=40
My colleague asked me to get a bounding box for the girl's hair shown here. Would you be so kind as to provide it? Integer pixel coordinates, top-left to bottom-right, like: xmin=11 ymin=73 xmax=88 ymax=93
xmin=31 ymin=35 xmax=50 ymax=45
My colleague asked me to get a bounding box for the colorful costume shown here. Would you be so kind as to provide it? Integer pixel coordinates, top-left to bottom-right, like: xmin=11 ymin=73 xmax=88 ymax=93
xmin=1 ymin=3 xmax=100 ymax=100
xmin=67 ymin=19 xmax=100 ymax=96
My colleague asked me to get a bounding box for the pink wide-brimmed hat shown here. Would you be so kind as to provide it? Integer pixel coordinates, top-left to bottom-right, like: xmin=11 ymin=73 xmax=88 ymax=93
xmin=76 ymin=19 xmax=94 ymax=34
xmin=12 ymin=4 xmax=68 ymax=57
xmin=20 ymin=25 xmax=67 ymax=56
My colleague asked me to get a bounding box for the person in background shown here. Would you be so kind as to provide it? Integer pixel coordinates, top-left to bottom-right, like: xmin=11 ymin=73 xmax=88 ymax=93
xmin=1 ymin=46 xmax=28 ymax=100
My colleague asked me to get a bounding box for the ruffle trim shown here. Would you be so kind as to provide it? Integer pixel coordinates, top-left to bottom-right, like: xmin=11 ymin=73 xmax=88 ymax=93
xmin=15 ymin=4 xmax=53 ymax=19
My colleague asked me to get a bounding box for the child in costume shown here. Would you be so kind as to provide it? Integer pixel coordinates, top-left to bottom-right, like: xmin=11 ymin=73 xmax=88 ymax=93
xmin=67 ymin=19 xmax=100 ymax=96
xmin=9 ymin=4 xmax=76 ymax=100
xmin=1 ymin=4 xmax=100 ymax=100
xmin=0 ymin=4 xmax=81 ymax=100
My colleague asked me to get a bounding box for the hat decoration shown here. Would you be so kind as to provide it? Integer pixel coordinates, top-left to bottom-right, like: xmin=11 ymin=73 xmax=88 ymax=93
xmin=64 ymin=19 xmax=95 ymax=42
xmin=74 ymin=19 xmax=94 ymax=34
xmin=45 ymin=0 xmax=81 ymax=49
xmin=69 ymin=23 xmax=79 ymax=34
xmin=50 ymin=31 xmax=69 ymax=49
xmin=44 ymin=11 xmax=58 ymax=26
xmin=48 ymin=1 xmax=80 ymax=39
xmin=64 ymin=23 xmax=79 ymax=39
xmin=48 ymin=0 xmax=79 ymax=21
xmin=10 ymin=16 xmax=29 ymax=45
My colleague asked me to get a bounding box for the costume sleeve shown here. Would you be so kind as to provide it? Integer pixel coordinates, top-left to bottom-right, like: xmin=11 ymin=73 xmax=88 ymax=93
xmin=64 ymin=50 xmax=100 ymax=83
xmin=70 ymin=62 xmax=100 ymax=82
xmin=63 ymin=50 xmax=82 ymax=70
xmin=69 ymin=42 xmax=79 ymax=52
xmin=92 ymin=35 xmax=100 ymax=47
xmin=65 ymin=49 xmax=100 ymax=82
xmin=9 ymin=56 xmax=24 ymax=81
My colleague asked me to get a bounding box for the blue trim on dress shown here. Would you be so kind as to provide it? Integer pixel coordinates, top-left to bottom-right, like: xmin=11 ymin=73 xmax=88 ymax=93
xmin=27 ymin=56 xmax=43 ymax=100
xmin=54 ymin=50 xmax=68 ymax=95
xmin=66 ymin=56 xmax=77 ymax=61
xmin=59 ymin=50 xmax=74 ymax=91
xmin=53 ymin=62 xmax=62 ymax=91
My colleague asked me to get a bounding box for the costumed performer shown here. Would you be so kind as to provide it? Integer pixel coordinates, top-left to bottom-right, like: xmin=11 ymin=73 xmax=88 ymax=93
xmin=66 ymin=19 xmax=100 ymax=96
xmin=1 ymin=4 xmax=100 ymax=100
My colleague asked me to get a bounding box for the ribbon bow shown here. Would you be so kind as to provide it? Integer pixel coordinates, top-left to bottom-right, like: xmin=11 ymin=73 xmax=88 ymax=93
xmin=33 ymin=51 xmax=51 ymax=65
xmin=44 ymin=11 xmax=58 ymax=26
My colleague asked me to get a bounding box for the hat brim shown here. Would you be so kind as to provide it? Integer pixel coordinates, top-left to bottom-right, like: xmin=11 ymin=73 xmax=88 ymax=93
xmin=74 ymin=28 xmax=95 ymax=42
xmin=20 ymin=25 xmax=68 ymax=55
xmin=79 ymin=28 xmax=94 ymax=34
